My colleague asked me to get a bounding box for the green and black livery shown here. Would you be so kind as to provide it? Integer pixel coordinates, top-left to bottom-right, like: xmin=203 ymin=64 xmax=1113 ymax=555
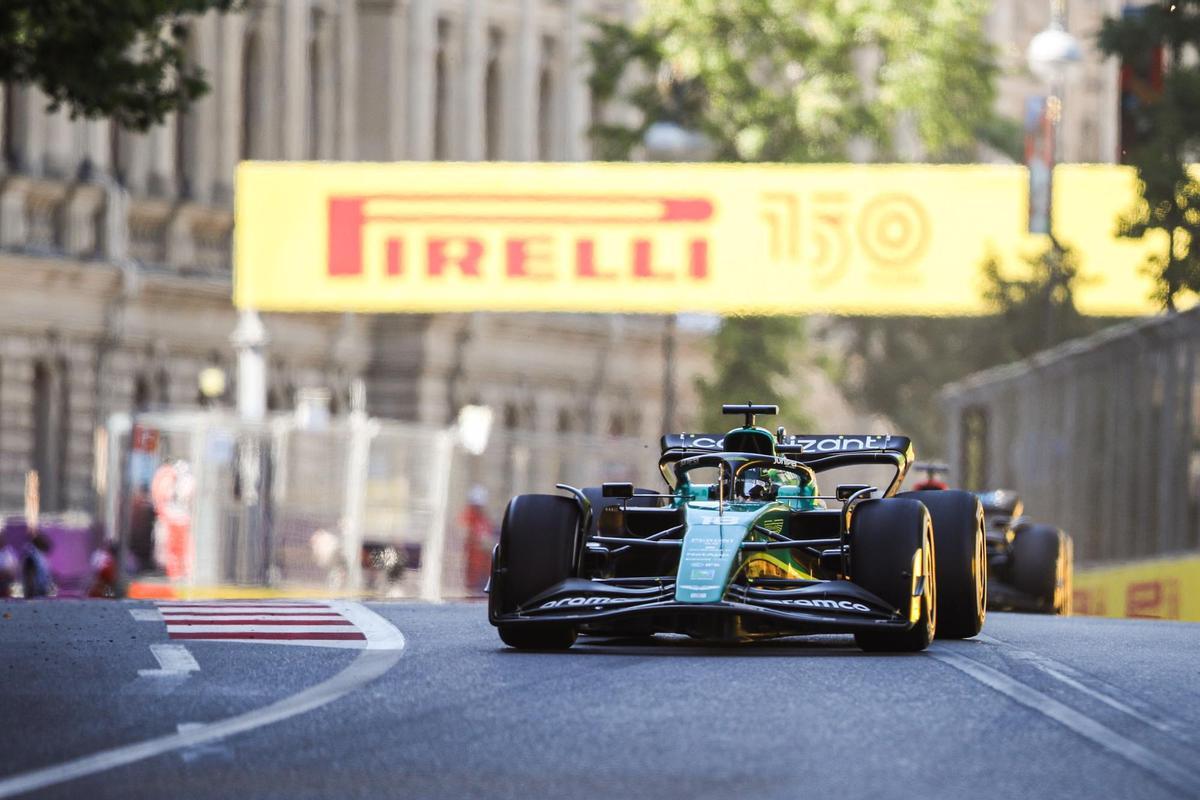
xmin=488 ymin=404 xmax=987 ymax=652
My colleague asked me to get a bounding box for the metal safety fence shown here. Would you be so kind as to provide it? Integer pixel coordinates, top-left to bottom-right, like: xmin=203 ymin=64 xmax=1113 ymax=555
xmin=104 ymin=409 xmax=662 ymax=599
xmin=940 ymin=307 xmax=1200 ymax=565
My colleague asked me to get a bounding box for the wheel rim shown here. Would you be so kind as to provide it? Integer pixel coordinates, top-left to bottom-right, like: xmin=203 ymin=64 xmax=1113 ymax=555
xmin=974 ymin=524 xmax=987 ymax=616
xmin=926 ymin=525 xmax=937 ymax=636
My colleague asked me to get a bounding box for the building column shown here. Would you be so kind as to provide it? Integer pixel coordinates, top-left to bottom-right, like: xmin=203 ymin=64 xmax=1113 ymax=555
xmin=440 ymin=18 xmax=465 ymax=160
xmin=408 ymin=0 xmax=438 ymax=160
xmin=124 ymin=129 xmax=152 ymax=196
xmin=561 ymin=0 xmax=590 ymax=161
xmin=43 ymin=106 xmax=77 ymax=179
xmin=85 ymin=119 xmax=110 ymax=173
xmin=336 ymin=0 xmax=359 ymax=160
xmin=313 ymin=9 xmax=337 ymax=160
xmin=508 ymin=0 xmax=540 ymax=161
xmin=190 ymin=10 xmax=220 ymax=203
xmin=215 ymin=10 xmax=246 ymax=204
xmin=281 ymin=0 xmax=308 ymax=159
xmin=460 ymin=0 xmax=487 ymax=161
xmin=21 ymin=88 xmax=48 ymax=178
xmin=254 ymin=0 xmax=284 ymax=160
xmin=148 ymin=119 xmax=176 ymax=197
xmin=356 ymin=0 xmax=408 ymax=161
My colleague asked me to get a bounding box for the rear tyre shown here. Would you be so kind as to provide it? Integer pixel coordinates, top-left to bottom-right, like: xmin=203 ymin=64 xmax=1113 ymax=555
xmin=850 ymin=499 xmax=936 ymax=653
xmin=898 ymin=490 xmax=986 ymax=639
xmin=1011 ymin=523 xmax=1065 ymax=613
xmin=494 ymin=494 xmax=580 ymax=650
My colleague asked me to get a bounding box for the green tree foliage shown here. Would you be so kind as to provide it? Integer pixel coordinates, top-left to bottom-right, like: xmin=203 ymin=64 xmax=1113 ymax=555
xmin=836 ymin=243 xmax=1115 ymax=451
xmin=695 ymin=316 xmax=813 ymax=432
xmin=979 ymin=242 xmax=1098 ymax=359
xmin=1099 ymin=1 xmax=1200 ymax=310
xmin=587 ymin=0 xmax=1007 ymax=444
xmin=587 ymin=0 xmax=1005 ymax=162
xmin=0 ymin=0 xmax=238 ymax=132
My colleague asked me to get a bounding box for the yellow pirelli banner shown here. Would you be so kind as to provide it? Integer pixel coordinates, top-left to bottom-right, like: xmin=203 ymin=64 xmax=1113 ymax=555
xmin=234 ymin=161 xmax=1165 ymax=316
xmin=1073 ymin=555 xmax=1200 ymax=622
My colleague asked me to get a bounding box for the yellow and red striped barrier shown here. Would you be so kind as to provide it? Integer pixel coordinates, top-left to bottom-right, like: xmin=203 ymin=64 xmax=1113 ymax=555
xmin=1073 ymin=555 xmax=1200 ymax=622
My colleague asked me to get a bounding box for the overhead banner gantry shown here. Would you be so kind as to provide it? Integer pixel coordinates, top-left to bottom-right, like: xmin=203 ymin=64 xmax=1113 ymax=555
xmin=234 ymin=161 xmax=1165 ymax=316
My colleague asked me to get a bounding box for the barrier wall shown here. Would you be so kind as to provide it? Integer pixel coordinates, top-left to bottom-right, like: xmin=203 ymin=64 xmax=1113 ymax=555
xmin=1073 ymin=555 xmax=1200 ymax=622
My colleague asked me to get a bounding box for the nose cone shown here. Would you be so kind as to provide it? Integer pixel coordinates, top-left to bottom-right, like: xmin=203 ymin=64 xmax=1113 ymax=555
xmin=675 ymin=507 xmax=753 ymax=603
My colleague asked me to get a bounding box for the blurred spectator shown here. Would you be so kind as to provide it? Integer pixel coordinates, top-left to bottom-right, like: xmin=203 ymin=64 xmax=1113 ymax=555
xmin=128 ymin=483 xmax=157 ymax=572
xmin=22 ymin=528 xmax=55 ymax=598
xmin=88 ymin=541 xmax=120 ymax=598
xmin=0 ymin=529 xmax=15 ymax=597
xmin=151 ymin=460 xmax=194 ymax=580
xmin=460 ymin=486 xmax=496 ymax=595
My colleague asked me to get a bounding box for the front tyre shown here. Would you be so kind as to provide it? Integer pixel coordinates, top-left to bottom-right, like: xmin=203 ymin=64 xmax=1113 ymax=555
xmin=898 ymin=490 xmax=986 ymax=639
xmin=498 ymin=623 xmax=577 ymax=650
xmin=850 ymin=499 xmax=936 ymax=653
xmin=493 ymin=494 xmax=580 ymax=649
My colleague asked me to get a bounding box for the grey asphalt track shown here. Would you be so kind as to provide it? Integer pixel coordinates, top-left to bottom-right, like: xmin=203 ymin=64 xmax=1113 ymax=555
xmin=1 ymin=600 xmax=1198 ymax=800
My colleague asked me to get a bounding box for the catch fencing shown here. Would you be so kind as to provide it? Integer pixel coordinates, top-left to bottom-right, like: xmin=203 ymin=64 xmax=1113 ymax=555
xmin=104 ymin=409 xmax=660 ymax=599
xmin=940 ymin=307 xmax=1200 ymax=564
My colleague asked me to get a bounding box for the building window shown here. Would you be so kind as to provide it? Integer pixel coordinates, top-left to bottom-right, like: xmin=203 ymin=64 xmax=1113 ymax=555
xmin=3 ymin=82 xmax=25 ymax=170
xmin=484 ymin=31 xmax=503 ymax=161
xmin=31 ymin=362 xmax=53 ymax=509
xmin=109 ymin=123 xmax=126 ymax=185
xmin=133 ymin=374 xmax=151 ymax=412
xmin=157 ymin=368 xmax=171 ymax=406
xmin=175 ymin=30 xmax=197 ymax=198
xmin=175 ymin=110 xmax=191 ymax=199
xmin=537 ymin=40 xmax=557 ymax=161
xmin=55 ymin=357 xmax=70 ymax=510
xmin=434 ymin=45 xmax=448 ymax=160
xmin=241 ymin=32 xmax=262 ymax=160
xmin=308 ymin=32 xmax=322 ymax=159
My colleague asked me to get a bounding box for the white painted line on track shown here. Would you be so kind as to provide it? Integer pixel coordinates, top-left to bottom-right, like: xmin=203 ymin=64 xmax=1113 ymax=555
xmin=175 ymin=723 xmax=231 ymax=764
xmin=137 ymin=644 xmax=200 ymax=677
xmin=153 ymin=601 xmax=374 ymax=646
xmin=129 ymin=608 xmax=162 ymax=622
xmin=932 ymin=649 xmax=1200 ymax=797
xmin=0 ymin=602 xmax=405 ymax=799
xmin=976 ymin=633 xmax=1197 ymax=742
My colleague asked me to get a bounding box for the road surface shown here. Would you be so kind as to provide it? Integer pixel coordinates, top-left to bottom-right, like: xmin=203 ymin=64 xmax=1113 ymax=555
xmin=1 ymin=600 xmax=1197 ymax=799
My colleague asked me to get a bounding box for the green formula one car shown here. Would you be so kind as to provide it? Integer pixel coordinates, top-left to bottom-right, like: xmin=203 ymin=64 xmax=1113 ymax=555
xmin=488 ymin=404 xmax=987 ymax=652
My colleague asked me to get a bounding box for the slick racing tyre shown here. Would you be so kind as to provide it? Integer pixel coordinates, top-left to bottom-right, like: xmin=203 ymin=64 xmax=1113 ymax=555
xmin=849 ymin=499 xmax=936 ymax=653
xmin=496 ymin=494 xmax=580 ymax=650
xmin=1011 ymin=523 xmax=1067 ymax=614
xmin=898 ymin=490 xmax=986 ymax=639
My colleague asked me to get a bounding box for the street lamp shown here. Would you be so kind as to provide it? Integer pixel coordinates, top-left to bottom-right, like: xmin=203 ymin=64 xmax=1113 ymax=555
xmin=1026 ymin=0 xmax=1081 ymax=346
xmin=1025 ymin=1 xmax=1082 ymax=239
xmin=642 ymin=121 xmax=711 ymax=435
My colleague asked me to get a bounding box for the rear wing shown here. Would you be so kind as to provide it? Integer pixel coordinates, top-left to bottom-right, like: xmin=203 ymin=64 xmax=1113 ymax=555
xmin=660 ymin=433 xmax=916 ymax=492
xmin=661 ymin=433 xmax=912 ymax=458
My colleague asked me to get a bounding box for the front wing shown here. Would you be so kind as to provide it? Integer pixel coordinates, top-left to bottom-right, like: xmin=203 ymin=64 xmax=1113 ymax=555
xmin=489 ymin=577 xmax=915 ymax=637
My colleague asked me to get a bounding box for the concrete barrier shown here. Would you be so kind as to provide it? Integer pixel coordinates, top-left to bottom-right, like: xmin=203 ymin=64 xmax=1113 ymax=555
xmin=1073 ymin=555 xmax=1200 ymax=621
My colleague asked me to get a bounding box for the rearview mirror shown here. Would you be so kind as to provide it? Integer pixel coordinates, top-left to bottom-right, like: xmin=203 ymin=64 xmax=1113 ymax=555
xmin=835 ymin=484 xmax=873 ymax=502
xmin=602 ymin=482 xmax=635 ymax=498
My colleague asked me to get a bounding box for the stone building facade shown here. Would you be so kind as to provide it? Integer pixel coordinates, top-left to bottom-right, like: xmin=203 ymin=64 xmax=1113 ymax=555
xmin=0 ymin=0 xmax=710 ymax=515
